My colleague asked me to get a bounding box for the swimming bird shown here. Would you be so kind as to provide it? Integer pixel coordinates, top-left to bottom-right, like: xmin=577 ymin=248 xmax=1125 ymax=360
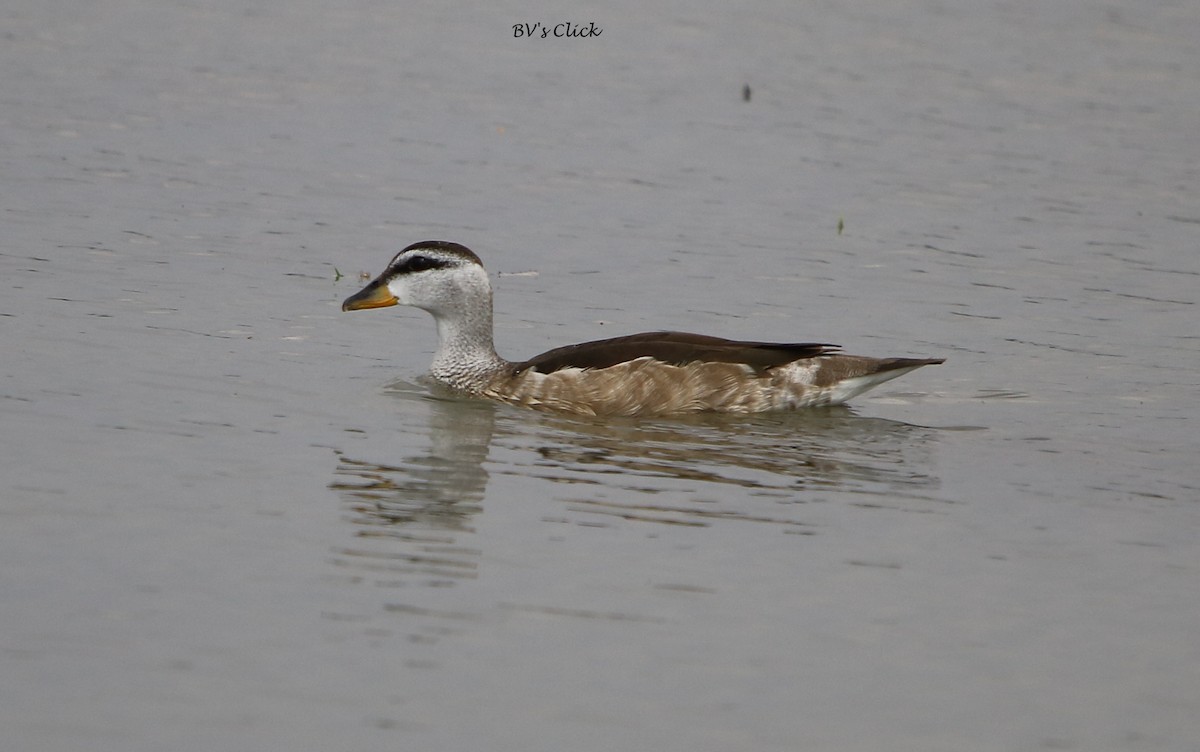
xmin=342 ymin=241 xmax=943 ymax=416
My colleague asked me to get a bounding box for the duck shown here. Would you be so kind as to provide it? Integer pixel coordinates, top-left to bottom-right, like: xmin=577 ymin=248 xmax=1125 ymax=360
xmin=342 ymin=241 xmax=944 ymax=417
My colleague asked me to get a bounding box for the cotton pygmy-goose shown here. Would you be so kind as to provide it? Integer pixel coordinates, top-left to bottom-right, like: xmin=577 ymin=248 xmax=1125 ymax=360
xmin=341 ymin=241 xmax=944 ymax=416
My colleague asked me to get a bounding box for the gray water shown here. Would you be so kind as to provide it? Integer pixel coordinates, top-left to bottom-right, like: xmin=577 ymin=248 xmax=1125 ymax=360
xmin=3 ymin=1 xmax=1199 ymax=750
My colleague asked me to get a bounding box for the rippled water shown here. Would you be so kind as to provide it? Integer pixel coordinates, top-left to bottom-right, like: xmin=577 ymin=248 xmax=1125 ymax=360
xmin=3 ymin=0 xmax=1199 ymax=750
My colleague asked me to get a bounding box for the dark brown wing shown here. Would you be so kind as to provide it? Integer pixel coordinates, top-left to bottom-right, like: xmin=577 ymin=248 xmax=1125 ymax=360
xmin=514 ymin=331 xmax=840 ymax=374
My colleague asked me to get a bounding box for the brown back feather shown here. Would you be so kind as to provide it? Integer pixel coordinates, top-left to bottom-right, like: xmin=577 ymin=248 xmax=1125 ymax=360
xmin=515 ymin=331 xmax=840 ymax=374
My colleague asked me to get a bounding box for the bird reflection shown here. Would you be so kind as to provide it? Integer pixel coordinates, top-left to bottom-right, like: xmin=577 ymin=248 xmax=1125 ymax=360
xmin=495 ymin=406 xmax=942 ymax=495
xmin=328 ymin=385 xmax=945 ymax=640
xmin=328 ymin=381 xmax=496 ymax=587
xmin=331 ymin=383 xmax=944 ymax=544
xmin=332 ymin=383 xmax=494 ymax=530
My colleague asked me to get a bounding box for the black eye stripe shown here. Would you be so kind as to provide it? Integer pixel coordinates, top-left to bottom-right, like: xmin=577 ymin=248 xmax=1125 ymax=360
xmin=406 ymin=255 xmax=439 ymax=272
xmin=389 ymin=253 xmax=450 ymax=275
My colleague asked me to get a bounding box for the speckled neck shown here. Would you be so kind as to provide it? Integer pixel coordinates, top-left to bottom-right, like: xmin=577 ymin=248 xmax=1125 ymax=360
xmin=426 ymin=288 xmax=512 ymax=393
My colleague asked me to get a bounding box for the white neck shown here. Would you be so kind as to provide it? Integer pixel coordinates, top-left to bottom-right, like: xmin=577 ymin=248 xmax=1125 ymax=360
xmin=426 ymin=287 xmax=510 ymax=392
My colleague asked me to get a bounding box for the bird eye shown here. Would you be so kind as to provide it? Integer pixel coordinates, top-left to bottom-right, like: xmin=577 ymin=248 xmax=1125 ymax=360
xmin=395 ymin=254 xmax=443 ymax=274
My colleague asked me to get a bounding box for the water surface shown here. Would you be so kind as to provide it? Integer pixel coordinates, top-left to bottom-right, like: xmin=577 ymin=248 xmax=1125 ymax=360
xmin=3 ymin=1 xmax=1198 ymax=750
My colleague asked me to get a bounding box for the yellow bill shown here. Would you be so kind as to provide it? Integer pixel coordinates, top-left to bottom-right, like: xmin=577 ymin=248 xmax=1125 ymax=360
xmin=342 ymin=279 xmax=398 ymax=311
